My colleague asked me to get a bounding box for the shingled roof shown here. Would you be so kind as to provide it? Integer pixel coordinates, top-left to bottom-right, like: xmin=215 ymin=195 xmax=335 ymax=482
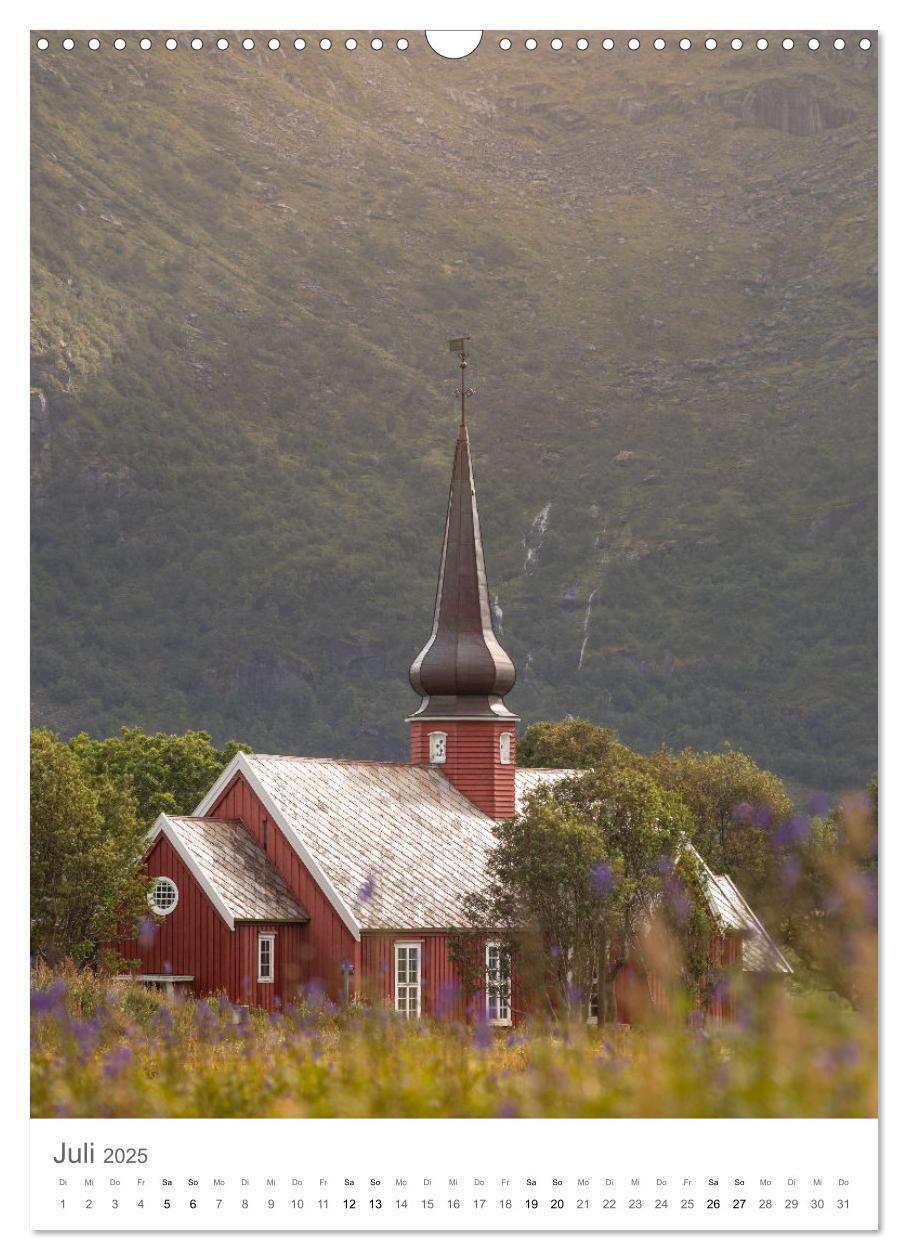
xmin=193 ymin=756 xmax=568 ymax=934
xmin=705 ymin=867 xmax=793 ymax=975
xmin=190 ymin=755 xmax=789 ymax=972
xmin=151 ymin=815 xmax=307 ymax=928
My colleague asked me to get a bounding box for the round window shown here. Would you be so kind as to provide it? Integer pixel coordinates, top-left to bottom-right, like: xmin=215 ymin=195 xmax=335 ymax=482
xmin=148 ymin=876 xmax=179 ymax=916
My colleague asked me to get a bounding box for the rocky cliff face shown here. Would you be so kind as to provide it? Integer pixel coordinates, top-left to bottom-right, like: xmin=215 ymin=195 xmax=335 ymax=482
xmin=30 ymin=34 xmax=877 ymax=791
xmin=716 ymin=79 xmax=858 ymax=135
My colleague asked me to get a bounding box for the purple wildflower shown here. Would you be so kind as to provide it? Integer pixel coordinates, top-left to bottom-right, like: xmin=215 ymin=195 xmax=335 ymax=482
xmin=102 ymin=1047 xmax=132 ymax=1080
xmin=31 ymin=980 xmax=66 ymax=1014
xmin=781 ymin=854 xmax=802 ymax=889
xmin=808 ymin=791 xmax=832 ymax=817
xmin=790 ymin=815 xmax=811 ymax=842
xmin=473 ymin=1018 xmax=493 ymax=1049
xmin=590 ymin=860 xmax=615 ymax=898
xmin=137 ymin=917 xmax=158 ymax=947
xmin=754 ymin=805 xmax=774 ymax=830
xmin=69 ymin=1016 xmax=102 ymax=1063
xmin=497 ymin=1100 xmax=518 ymax=1118
xmin=566 ymin=982 xmax=586 ymax=1010
xmin=436 ymin=979 xmax=461 ymax=1019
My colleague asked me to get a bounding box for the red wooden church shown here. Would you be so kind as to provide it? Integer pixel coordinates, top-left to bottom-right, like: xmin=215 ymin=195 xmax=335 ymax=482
xmin=119 ymin=349 xmax=789 ymax=1022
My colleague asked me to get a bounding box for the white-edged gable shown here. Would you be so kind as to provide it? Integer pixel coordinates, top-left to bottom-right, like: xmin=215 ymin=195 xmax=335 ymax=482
xmin=191 ymin=757 xmax=788 ymax=972
xmin=193 ymin=755 xmax=571 ymax=936
xmin=147 ymin=813 xmax=307 ymax=930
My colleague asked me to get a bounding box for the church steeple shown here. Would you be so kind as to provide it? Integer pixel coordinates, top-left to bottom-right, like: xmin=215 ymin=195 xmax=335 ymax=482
xmin=407 ymin=340 xmax=518 ymax=819
xmin=408 ymin=339 xmax=517 ymax=720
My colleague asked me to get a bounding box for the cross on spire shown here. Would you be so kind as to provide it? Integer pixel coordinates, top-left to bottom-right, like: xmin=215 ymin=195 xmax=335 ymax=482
xmin=449 ymin=336 xmax=474 ymax=430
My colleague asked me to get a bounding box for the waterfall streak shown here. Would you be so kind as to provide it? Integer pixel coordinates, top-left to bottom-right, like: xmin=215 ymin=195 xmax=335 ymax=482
xmin=578 ymin=588 xmax=599 ymax=670
xmin=523 ymin=502 xmax=552 ymax=573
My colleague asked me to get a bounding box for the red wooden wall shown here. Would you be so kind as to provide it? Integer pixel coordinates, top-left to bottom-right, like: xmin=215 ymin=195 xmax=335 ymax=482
xmin=359 ymin=932 xmax=528 ymax=1023
xmin=205 ymin=772 xmax=357 ymax=1002
xmin=118 ymin=835 xmax=307 ymax=1011
xmin=614 ymin=931 xmax=742 ymax=1023
xmin=117 ymin=769 xmax=748 ymax=1027
xmin=409 ymin=719 xmax=516 ymax=818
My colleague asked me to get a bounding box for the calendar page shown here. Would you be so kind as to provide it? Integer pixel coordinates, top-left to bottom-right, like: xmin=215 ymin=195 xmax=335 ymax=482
xmin=27 ymin=6 xmax=879 ymax=1240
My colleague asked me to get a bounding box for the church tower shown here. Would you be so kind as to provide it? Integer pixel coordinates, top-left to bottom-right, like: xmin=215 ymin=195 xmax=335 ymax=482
xmin=407 ymin=339 xmax=518 ymax=819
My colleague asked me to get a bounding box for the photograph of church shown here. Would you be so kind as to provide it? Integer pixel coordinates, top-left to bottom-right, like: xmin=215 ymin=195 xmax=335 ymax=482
xmin=119 ymin=348 xmax=790 ymax=1022
xmin=30 ymin=31 xmax=875 ymax=1122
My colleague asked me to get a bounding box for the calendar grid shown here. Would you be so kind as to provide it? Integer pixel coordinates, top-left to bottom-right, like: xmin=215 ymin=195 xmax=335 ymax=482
xmin=31 ymin=1118 xmax=878 ymax=1231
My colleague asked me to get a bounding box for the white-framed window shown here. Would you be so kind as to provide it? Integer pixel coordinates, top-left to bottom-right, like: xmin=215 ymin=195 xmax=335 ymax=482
xmin=148 ymin=876 xmax=179 ymax=916
xmin=258 ymin=932 xmax=276 ymax=983
xmin=395 ymin=941 xmax=421 ymax=1017
xmin=486 ymin=940 xmax=512 ymax=1026
xmin=499 ymin=730 xmax=512 ymax=764
xmin=588 ymin=969 xmax=599 ymax=1025
xmin=428 ymin=731 xmax=447 ymax=764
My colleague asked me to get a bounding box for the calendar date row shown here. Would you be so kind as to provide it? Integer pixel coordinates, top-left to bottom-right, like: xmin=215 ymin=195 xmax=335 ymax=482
xmin=56 ymin=1194 xmax=853 ymax=1213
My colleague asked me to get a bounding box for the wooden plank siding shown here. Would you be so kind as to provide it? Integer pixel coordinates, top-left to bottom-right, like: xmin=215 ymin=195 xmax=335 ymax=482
xmin=613 ymin=931 xmax=742 ymax=1024
xmin=410 ymin=720 xmax=516 ymax=819
xmin=117 ymin=837 xmax=307 ymax=1010
xmin=117 ymin=768 xmax=749 ymax=1027
xmin=361 ymin=932 xmax=470 ymax=1021
xmin=205 ymin=771 xmax=356 ymax=1003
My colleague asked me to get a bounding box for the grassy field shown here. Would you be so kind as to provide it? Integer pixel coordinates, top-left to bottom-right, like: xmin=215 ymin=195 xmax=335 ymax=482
xmin=31 ymin=965 xmax=875 ymax=1119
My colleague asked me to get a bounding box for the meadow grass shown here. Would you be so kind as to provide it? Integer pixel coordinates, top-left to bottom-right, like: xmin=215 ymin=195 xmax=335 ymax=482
xmin=31 ymin=964 xmax=875 ymax=1119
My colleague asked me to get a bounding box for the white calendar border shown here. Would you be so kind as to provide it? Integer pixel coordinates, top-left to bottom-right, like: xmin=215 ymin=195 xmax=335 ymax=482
xmin=5 ymin=0 xmax=903 ymax=1252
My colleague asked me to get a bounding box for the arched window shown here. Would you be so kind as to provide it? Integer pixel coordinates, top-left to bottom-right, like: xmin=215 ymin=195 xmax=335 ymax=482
xmin=148 ymin=876 xmax=179 ymax=916
xmin=428 ymin=731 xmax=447 ymax=764
xmin=499 ymin=731 xmax=512 ymax=764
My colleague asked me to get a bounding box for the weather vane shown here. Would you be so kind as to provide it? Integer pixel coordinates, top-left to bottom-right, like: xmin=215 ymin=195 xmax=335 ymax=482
xmin=449 ymin=336 xmax=474 ymax=428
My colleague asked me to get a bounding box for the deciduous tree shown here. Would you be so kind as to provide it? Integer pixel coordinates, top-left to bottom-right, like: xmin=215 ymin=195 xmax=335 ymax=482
xmin=455 ymin=765 xmax=697 ymax=1024
xmin=68 ymin=726 xmax=250 ymax=826
xmin=31 ymin=729 xmax=150 ymax=967
xmin=645 ymin=746 xmax=792 ymax=906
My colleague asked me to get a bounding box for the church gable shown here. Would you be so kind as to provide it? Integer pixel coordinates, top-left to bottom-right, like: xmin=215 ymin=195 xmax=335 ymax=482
xmin=145 ymin=815 xmax=307 ymax=929
xmin=194 ymin=752 xmax=512 ymax=932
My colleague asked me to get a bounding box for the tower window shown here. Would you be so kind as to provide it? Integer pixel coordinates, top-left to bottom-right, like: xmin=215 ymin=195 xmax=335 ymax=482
xmin=499 ymin=731 xmax=512 ymax=764
xmin=428 ymin=731 xmax=447 ymax=764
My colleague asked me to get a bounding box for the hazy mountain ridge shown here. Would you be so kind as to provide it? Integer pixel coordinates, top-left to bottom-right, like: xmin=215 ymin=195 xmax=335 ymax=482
xmin=31 ymin=36 xmax=876 ymax=791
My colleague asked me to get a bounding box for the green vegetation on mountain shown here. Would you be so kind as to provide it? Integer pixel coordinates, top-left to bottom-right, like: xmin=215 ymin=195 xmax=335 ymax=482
xmin=31 ymin=34 xmax=876 ymax=791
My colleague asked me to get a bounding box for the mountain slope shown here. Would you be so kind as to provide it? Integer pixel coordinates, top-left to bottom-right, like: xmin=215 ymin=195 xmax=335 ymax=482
xmin=31 ymin=33 xmax=877 ymax=791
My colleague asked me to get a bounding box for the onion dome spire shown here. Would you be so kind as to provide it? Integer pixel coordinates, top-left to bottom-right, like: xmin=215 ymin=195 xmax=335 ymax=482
xmin=408 ymin=339 xmax=518 ymax=720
